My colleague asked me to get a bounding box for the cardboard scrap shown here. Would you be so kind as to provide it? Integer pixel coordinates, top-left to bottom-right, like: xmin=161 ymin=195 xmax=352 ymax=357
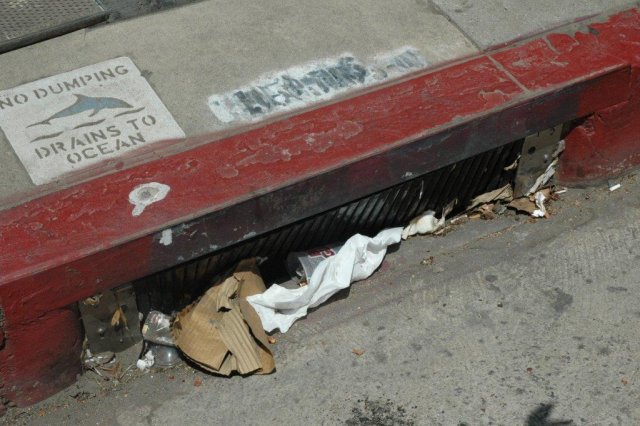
xmin=352 ymin=348 xmax=365 ymax=356
xmin=173 ymin=259 xmax=275 ymax=376
xmin=467 ymin=184 xmax=513 ymax=211
xmin=508 ymin=188 xmax=553 ymax=217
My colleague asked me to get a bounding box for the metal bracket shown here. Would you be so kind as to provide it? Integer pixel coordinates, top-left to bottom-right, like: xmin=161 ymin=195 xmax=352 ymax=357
xmin=78 ymin=283 xmax=141 ymax=353
xmin=514 ymin=124 xmax=564 ymax=196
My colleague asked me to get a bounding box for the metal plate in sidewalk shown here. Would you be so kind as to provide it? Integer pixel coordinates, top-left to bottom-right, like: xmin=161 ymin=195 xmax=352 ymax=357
xmin=0 ymin=0 xmax=107 ymax=54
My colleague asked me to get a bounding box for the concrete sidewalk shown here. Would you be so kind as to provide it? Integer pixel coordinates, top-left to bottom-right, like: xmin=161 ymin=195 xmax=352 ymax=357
xmin=0 ymin=0 xmax=637 ymax=201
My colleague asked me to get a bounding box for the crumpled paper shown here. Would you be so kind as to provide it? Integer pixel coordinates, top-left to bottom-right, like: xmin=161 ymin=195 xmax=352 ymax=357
xmin=527 ymin=140 xmax=565 ymax=195
xmin=467 ymin=184 xmax=513 ymax=211
xmin=531 ymin=191 xmax=547 ymax=218
xmin=136 ymin=351 xmax=155 ymax=372
xmin=402 ymin=200 xmax=455 ymax=240
xmin=247 ymin=228 xmax=403 ymax=333
xmin=508 ymin=188 xmax=552 ymax=218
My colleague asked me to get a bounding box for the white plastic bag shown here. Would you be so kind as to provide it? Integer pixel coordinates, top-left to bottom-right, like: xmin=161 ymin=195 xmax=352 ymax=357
xmin=247 ymin=228 xmax=402 ymax=333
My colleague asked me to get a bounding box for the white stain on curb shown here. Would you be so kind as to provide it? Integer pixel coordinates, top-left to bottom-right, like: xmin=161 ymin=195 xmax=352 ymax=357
xmin=129 ymin=182 xmax=170 ymax=216
xmin=159 ymin=229 xmax=173 ymax=246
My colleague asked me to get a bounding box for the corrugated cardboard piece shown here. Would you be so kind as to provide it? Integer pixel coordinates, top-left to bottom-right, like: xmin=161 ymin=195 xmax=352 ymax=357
xmin=173 ymin=259 xmax=275 ymax=376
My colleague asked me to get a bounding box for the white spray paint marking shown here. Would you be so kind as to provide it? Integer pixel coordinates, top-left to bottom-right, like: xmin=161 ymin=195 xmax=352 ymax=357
xmin=0 ymin=57 xmax=185 ymax=185
xmin=208 ymin=47 xmax=426 ymax=124
xmin=159 ymin=229 xmax=173 ymax=246
xmin=129 ymin=182 xmax=170 ymax=217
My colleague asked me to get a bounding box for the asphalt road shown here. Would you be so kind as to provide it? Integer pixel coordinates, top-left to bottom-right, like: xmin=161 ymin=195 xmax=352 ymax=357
xmin=5 ymin=172 xmax=640 ymax=425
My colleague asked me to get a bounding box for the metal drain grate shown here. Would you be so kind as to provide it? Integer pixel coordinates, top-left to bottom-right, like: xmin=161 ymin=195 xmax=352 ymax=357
xmin=0 ymin=0 xmax=107 ymax=54
xmin=135 ymin=139 xmax=524 ymax=314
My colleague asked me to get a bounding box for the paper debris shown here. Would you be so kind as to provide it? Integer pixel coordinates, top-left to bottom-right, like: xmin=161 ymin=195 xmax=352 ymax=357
xmin=173 ymin=259 xmax=275 ymax=376
xmin=531 ymin=191 xmax=547 ymax=218
xmin=402 ymin=200 xmax=455 ymax=240
xmin=136 ymin=351 xmax=155 ymax=372
xmin=493 ymin=203 xmax=507 ymax=215
xmin=468 ymin=184 xmax=513 ymax=211
xmin=508 ymin=188 xmax=552 ymax=217
xmin=609 ymin=183 xmax=621 ymax=192
xmin=110 ymin=306 xmax=128 ymax=330
xmin=527 ymin=159 xmax=557 ymax=195
xmin=478 ymin=204 xmax=496 ymax=220
xmin=508 ymin=197 xmax=536 ymax=215
xmin=401 ymin=211 xmax=442 ymax=239
xmin=504 ymin=155 xmax=520 ymax=171
xmin=248 ymin=228 xmax=403 ymax=333
xmin=450 ymin=215 xmax=468 ymax=225
xmin=555 ymin=187 xmax=568 ymax=195
xmin=527 ymin=140 xmax=565 ymax=195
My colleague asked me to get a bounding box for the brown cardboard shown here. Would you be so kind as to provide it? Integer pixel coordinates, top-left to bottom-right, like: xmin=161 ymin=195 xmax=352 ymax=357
xmin=173 ymin=259 xmax=275 ymax=376
xmin=467 ymin=184 xmax=513 ymax=210
xmin=508 ymin=188 xmax=553 ymax=215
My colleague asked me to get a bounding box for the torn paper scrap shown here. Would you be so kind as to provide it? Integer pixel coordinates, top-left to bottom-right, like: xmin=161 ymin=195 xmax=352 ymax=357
xmin=402 ymin=211 xmax=443 ymax=240
xmin=173 ymin=259 xmax=274 ymax=376
xmin=136 ymin=350 xmax=155 ymax=372
xmin=402 ymin=200 xmax=455 ymax=240
xmin=467 ymin=184 xmax=513 ymax=211
xmin=527 ymin=158 xmax=557 ymax=195
xmin=503 ymin=155 xmax=520 ymax=171
xmin=248 ymin=228 xmax=403 ymax=333
xmin=527 ymin=140 xmax=565 ymax=195
xmin=508 ymin=188 xmax=552 ymax=217
xmin=531 ymin=191 xmax=547 ymax=218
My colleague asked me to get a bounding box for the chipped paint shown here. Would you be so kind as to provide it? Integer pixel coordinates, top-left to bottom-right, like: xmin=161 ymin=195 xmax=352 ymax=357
xmin=159 ymin=229 xmax=172 ymax=246
xmin=209 ymin=48 xmax=426 ymax=124
xmin=128 ymin=182 xmax=170 ymax=216
xmin=216 ymin=120 xmax=364 ymax=178
xmin=402 ymin=172 xmax=415 ymax=179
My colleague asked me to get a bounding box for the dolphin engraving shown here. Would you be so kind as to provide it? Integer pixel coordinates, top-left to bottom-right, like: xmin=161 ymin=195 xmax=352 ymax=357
xmin=28 ymin=94 xmax=133 ymax=127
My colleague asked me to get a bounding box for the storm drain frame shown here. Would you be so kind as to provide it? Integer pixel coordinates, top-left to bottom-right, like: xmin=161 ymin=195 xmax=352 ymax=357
xmin=135 ymin=139 xmax=523 ymax=314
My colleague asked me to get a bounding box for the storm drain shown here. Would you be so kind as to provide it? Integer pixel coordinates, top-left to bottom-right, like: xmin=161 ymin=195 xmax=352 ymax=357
xmin=135 ymin=139 xmax=524 ymax=314
xmin=0 ymin=0 xmax=107 ymax=54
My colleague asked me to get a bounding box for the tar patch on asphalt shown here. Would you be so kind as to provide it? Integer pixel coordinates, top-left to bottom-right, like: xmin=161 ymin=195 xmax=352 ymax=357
xmin=345 ymin=398 xmax=416 ymax=425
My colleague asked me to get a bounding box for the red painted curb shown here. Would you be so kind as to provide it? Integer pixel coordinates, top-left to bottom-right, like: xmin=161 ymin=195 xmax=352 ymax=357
xmin=560 ymin=10 xmax=640 ymax=184
xmin=1 ymin=8 xmax=640 ymax=407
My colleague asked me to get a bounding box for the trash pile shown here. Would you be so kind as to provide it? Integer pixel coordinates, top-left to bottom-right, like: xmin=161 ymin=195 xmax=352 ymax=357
xmin=79 ymin=138 xmax=570 ymax=380
xmin=80 ymin=227 xmax=404 ymax=378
